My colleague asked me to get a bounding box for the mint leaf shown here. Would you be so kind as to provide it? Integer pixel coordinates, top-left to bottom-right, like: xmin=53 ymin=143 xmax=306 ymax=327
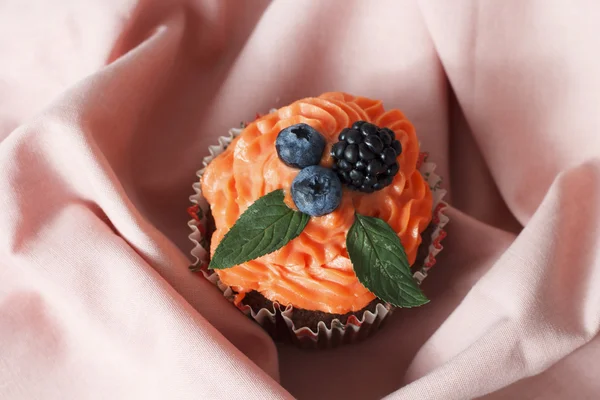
xmin=347 ymin=213 xmax=429 ymax=308
xmin=209 ymin=190 xmax=309 ymax=270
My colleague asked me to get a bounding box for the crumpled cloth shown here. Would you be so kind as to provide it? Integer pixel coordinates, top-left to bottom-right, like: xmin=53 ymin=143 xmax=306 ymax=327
xmin=1 ymin=1 xmax=599 ymax=399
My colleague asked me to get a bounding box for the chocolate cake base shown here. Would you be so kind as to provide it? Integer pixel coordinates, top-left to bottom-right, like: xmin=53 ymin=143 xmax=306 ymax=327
xmin=242 ymin=290 xmax=385 ymax=333
xmin=241 ymin=290 xmax=390 ymax=348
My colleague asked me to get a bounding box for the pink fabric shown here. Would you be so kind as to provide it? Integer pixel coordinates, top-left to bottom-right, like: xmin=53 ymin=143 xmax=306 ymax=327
xmin=1 ymin=0 xmax=599 ymax=398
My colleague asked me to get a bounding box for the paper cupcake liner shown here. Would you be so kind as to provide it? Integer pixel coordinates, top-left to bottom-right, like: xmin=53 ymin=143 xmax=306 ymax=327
xmin=188 ymin=121 xmax=449 ymax=349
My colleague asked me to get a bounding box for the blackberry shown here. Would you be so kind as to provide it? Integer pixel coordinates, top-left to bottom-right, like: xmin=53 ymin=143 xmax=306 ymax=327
xmin=331 ymin=121 xmax=403 ymax=192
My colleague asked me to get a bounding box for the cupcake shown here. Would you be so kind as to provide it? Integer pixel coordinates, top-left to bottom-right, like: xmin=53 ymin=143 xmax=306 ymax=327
xmin=189 ymin=92 xmax=448 ymax=349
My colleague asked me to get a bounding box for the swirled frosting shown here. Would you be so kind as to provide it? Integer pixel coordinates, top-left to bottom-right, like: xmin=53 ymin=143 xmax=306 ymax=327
xmin=201 ymin=92 xmax=432 ymax=314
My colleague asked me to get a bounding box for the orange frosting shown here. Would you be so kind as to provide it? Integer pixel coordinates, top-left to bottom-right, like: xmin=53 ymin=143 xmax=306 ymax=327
xmin=201 ymin=92 xmax=433 ymax=314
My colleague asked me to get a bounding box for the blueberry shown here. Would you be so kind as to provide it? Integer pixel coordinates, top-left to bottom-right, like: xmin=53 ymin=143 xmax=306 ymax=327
xmin=291 ymin=166 xmax=342 ymax=216
xmin=276 ymin=123 xmax=326 ymax=168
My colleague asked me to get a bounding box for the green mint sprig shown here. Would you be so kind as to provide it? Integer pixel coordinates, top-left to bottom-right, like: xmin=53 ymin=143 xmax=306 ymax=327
xmin=346 ymin=213 xmax=429 ymax=307
xmin=209 ymin=190 xmax=309 ymax=270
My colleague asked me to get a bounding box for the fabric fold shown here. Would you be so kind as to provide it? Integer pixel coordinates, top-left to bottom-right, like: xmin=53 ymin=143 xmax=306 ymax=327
xmin=1 ymin=0 xmax=600 ymax=399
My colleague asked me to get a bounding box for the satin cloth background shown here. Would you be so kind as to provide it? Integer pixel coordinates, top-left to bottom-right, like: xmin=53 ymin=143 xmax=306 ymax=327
xmin=1 ymin=1 xmax=599 ymax=399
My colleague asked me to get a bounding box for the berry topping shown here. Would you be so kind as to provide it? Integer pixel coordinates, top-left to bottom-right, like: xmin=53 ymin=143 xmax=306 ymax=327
xmin=381 ymin=147 xmax=397 ymax=165
xmin=387 ymin=162 xmax=400 ymax=176
xmin=355 ymin=160 xmax=367 ymax=171
xmin=330 ymin=121 xmax=403 ymax=192
xmin=338 ymin=159 xmax=352 ymax=171
xmin=345 ymin=129 xmax=362 ymax=144
xmin=291 ymin=166 xmax=342 ymax=216
xmin=331 ymin=141 xmax=346 ymax=159
xmin=360 ymin=122 xmax=378 ymax=137
xmin=351 ymin=121 xmax=365 ymax=130
xmin=367 ymin=159 xmax=385 ymax=175
xmin=392 ymin=139 xmax=402 ymax=155
xmin=276 ymin=123 xmax=326 ymax=169
xmin=381 ymin=127 xmax=395 ymax=140
xmin=344 ymin=144 xmax=359 ymax=163
xmin=358 ymin=143 xmax=375 ymax=160
xmin=379 ymin=129 xmax=392 ymax=146
xmin=364 ymin=134 xmax=383 ymax=153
